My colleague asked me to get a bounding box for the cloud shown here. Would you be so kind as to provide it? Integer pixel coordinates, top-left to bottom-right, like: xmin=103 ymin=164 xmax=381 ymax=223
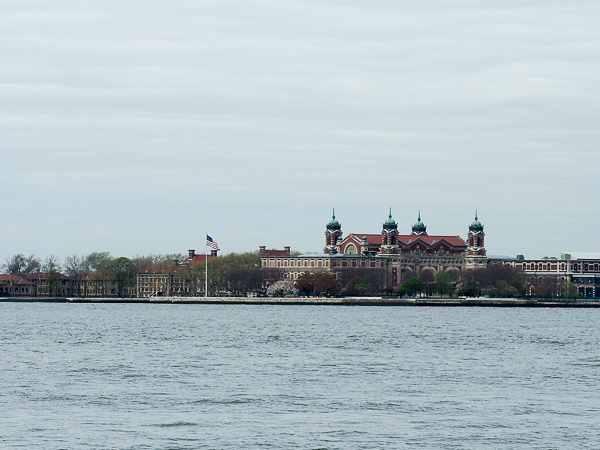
xmin=1 ymin=0 xmax=599 ymax=259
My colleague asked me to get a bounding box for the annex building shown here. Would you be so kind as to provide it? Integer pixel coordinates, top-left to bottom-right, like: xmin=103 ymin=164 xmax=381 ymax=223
xmin=499 ymin=253 xmax=600 ymax=298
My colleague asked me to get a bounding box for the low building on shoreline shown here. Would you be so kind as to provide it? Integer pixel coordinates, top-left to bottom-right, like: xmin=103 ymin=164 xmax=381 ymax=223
xmin=499 ymin=253 xmax=600 ymax=298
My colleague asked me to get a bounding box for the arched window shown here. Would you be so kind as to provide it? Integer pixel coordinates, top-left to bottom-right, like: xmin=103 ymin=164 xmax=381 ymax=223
xmin=345 ymin=244 xmax=358 ymax=255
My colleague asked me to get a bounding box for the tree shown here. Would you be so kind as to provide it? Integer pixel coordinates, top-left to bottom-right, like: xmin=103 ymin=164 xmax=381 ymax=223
xmin=459 ymin=281 xmax=480 ymax=297
xmin=86 ymin=252 xmax=112 ymax=271
xmin=267 ymin=280 xmax=298 ymax=297
xmin=397 ymin=277 xmax=422 ymax=297
xmin=5 ymin=254 xmax=41 ymax=276
xmin=187 ymin=251 xmax=262 ymax=296
xmin=337 ymin=268 xmax=387 ymax=294
xmin=344 ymin=276 xmax=376 ymax=296
xmin=562 ymin=282 xmax=580 ymax=300
xmin=42 ymin=255 xmax=62 ymax=297
xmin=295 ymin=272 xmax=341 ymax=295
xmin=460 ymin=264 xmax=527 ymax=298
xmin=435 ymin=271 xmax=454 ymax=297
xmin=99 ymin=257 xmax=138 ymax=297
xmin=420 ymin=269 xmax=436 ymax=296
xmin=63 ymin=255 xmax=90 ymax=297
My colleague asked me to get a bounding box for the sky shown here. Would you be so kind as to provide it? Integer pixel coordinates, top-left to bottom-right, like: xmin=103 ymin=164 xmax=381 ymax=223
xmin=1 ymin=0 xmax=599 ymax=261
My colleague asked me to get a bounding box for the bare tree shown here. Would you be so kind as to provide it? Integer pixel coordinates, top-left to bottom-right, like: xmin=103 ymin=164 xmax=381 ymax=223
xmin=64 ymin=255 xmax=90 ymax=297
xmin=4 ymin=254 xmax=41 ymax=276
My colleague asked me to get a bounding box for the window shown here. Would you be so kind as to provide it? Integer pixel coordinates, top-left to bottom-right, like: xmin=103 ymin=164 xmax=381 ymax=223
xmin=523 ymin=263 xmax=527 ymax=270
xmin=547 ymin=263 xmax=551 ymax=270
xmin=561 ymin=263 xmax=565 ymax=271
xmin=530 ymin=264 xmax=535 ymax=270
xmin=345 ymin=244 xmax=357 ymax=255
xmin=538 ymin=263 xmax=542 ymax=270
xmin=584 ymin=263 xmax=589 ymax=271
xmin=595 ymin=264 xmax=599 ymax=272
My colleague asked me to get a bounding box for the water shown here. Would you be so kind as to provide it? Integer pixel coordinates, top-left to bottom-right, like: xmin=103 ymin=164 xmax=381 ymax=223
xmin=2 ymin=304 xmax=600 ymax=449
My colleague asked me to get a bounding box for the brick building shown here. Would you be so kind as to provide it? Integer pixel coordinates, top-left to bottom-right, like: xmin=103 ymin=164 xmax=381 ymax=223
xmin=136 ymin=249 xmax=218 ymax=297
xmin=499 ymin=253 xmax=600 ymax=298
xmin=261 ymin=210 xmax=484 ymax=293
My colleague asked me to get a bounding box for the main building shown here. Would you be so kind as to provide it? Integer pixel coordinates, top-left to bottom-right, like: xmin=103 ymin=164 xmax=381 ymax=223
xmin=261 ymin=210 xmax=486 ymax=293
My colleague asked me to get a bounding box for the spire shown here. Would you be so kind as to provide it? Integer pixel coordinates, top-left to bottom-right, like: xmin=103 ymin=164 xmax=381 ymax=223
xmin=383 ymin=208 xmax=398 ymax=231
xmin=326 ymin=209 xmax=341 ymax=231
xmin=412 ymin=211 xmax=427 ymax=235
xmin=469 ymin=210 xmax=484 ymax=233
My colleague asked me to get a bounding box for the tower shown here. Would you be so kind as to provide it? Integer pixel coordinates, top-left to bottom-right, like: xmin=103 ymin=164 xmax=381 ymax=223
xmin=466 ymin=211 xmax=487 ymax=269
xmin=380 ymin=208 xmax=399 ymax=255
xmin=411 ymin=211 xmax=427 ymax=235
xmin=324 ymin=209 xmax=342 ymax=254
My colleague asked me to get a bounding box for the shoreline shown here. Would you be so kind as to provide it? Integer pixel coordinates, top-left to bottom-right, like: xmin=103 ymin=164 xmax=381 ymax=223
xmin=1 ymin=296 xmax=600 ymax=307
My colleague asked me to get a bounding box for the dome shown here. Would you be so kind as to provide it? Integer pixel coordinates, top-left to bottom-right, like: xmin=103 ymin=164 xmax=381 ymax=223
xmin=382 ymin=208 xmax=398 ymax=231
xmin=411 ymin=211 xmax=427 ymax=235
xmin=469 ymin=211 xmax=484 ymax=233
xmin=326 ymin=209 xmax=341 ymax=231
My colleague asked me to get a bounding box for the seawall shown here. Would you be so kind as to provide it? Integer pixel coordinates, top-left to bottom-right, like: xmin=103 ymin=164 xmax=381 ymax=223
xmin=2 ymin=296 xmax=600 ymax=307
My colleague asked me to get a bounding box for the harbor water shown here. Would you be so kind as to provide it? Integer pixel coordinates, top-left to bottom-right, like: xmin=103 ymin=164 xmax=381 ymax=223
xmin=2 ymin=303 xmax=600 ymax=449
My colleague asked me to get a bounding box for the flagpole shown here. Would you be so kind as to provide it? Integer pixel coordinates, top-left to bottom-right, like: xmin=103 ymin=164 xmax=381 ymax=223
xmin=205 ymin=233 xmax=208 ymax=298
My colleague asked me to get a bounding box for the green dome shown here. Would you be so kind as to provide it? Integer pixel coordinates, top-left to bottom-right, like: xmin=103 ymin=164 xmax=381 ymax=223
xmin=326 ymin=209 xmax=341 ymax=231
xmin=469 ymin=211 xmax=484 ymax=232
xmin=411 ymin=211 xmax=427 ymax=235
xmin=383 ymin=208 xmax=398 ymax=231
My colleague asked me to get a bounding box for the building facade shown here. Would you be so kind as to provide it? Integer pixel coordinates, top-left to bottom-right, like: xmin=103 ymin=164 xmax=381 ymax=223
xmin=261 ymin=210 xmax=485 ymax=293
xmin=136 ymin=249 xmax=218 ymax=297
xmin=499 ymin=253 xmax=600 ymax=298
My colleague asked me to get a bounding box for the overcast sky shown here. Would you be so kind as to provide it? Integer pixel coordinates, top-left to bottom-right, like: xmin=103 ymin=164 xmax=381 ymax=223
xmin=2 ymin=0 xmax=599 ymax=261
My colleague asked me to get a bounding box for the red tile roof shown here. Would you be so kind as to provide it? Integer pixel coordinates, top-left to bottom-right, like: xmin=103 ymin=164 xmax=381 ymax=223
xmin=350 ymin=234 xmax=465 ymax=248
xmin=0 ymin=274 xmax=35 ymax=285
xmin=347 ymin=234 xmax=382 ymax=245
xmin=397 ymin=235 xmax=466 ymax=248
xmin=25 ymin=272 xmax=67 ymax=281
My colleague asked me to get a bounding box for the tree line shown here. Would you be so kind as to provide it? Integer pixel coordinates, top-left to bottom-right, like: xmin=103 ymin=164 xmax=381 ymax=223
xmin=3 ymin=252 xmax=579 ymax=299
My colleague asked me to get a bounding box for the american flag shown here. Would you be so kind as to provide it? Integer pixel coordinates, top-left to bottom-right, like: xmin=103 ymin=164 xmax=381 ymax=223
xmin=206 ymin=235 xmax=219 ymax=250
